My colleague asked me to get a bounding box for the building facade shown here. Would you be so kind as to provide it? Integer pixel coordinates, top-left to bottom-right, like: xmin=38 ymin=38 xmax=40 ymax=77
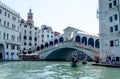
xmin=39 ymin=25 xmax=54 ymax=44
xmin=0 ymin=1 xmax=21 ymax=60
xmin=20 ymin=9 xmax=40 ymax=54
xmin=99 ymin=0 xmax=120 ymax=62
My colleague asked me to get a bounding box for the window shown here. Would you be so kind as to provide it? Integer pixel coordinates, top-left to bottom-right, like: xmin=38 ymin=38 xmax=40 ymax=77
xmin=47 ymin=35 xmax=49 ymax=38
xmin=110 ymin=27 xmax=113 ymax=32
xmin=24 ymin=30 xmax=26 ymax=34
xmin=109 ymin=3 xmax=112 ymax=8
xmin=24 ymin=42 xmax=27 ymax=45
xmin=4 ymin=12 xmax=6 ymax=16
xmin=114 ymin=14 xmax=117 ymax=20
xmin=34 ymin=37 xmax=37 ymax=41
xmin=29 ymin=37 xmax=32 ymax=40
xmin=11 ymin=45 xmax=15 ymax=49
xmin=115 ymin=39 xmax=119 ymax=46
xmin=12 ymin=16 xmax=16 ymax=21
xmin=4 ymin=21 xmax=6 ymax=26
xmin=0 ymin=9 xmax=2 ymax=14
xmin=7 ymin=22 xmax=9 ymax=27
xmin=35 ymin=27 xmax=37 ymax=30
xmin=24 ymin=35 xmax=27 ymax=39
xmin=110 ymin=40 xmax=114 ymax=47
xmin=6 ymin=44 xmax=8 ymax=49
xmin=24 ymin=25 xmax=27 ymax=27
xmin=109 ymin=16 xmax=112 ymax=22
xmin=41 ymin=34 xmax=44 ymax=38
xmin=114 ymin=25 xmax=118 ymax=31
xmin=30 ymin=31 xmax=31 ymax=34
xmin=7 ymin=33 xmax=9 ymax=39
xmin=6 ymin=52 xmax=8 ymax=55
xmin=42 ymin=39 xmax=44 ymax=42
xmin=29 ymin=43 xmax=32 ymax=46
xmin=0 ymin=19 xmax=1 ymax=25
xmin=3 ymin=33 xmax=5 ymax=39
xmin=11 ymin=35 xmax=15 ymax=41
xmin=51 ymin=35 xmax=53 ymax=38
xmin=113 ymin=0 xmax=117 ymax=6
xmin=8 ymin=14 xmax=10 ymax=18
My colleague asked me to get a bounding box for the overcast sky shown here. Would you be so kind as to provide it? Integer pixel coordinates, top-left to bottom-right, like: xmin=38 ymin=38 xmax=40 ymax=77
xmin=0 ymin=0 xmax=99 ymax=34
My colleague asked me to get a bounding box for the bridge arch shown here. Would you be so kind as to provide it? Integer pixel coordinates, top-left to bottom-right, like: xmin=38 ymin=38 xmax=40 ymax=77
xmin=38 ymin=42 xmax=99 ymax=61
xmin=59 ymin=37 xmax=64 ymax=43
xmin=95 ymin=39 xmax=99 ymax=48
xmin=88 ymin=38 xmax=94 ymax=47
xmin=45 ymin=43 xmax=49 ymax=48
xmin=82 ymin=36 xmax=87 ymax=45
xmin=75 ymin=35 xmax=81 ymax=43
xmin=54 ymin=39 xmax=58 ymax=44
xmin=41 ymin=44 xmax=44 ymax=49
xmin=36 ymin=46 xmax=40 ymax=51
xmin=49 ymin=41 xmax=53 ymax=46
xmin=0 ymin=44 xmax=4 ymax=60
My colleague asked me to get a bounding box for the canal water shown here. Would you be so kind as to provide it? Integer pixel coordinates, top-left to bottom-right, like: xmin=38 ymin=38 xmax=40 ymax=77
xmin=0 ymin=61 xmax=120 ymax=79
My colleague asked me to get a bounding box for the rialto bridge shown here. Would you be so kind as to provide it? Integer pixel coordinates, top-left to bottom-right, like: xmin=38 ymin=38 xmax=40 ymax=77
xmin=35 ymin=27 xmax=100 ymax=61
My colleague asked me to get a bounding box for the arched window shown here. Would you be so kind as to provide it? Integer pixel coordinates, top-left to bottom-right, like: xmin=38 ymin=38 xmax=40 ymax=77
xmin=49 ymin=41 xmax=53 ymax=46
xmin=41 ymin=45 xmax=44 ymax=49
xmin=88 ymin=38 xmax=94 ymax=47
xmin=7 ymin=33 xmax=9 ymax=39
xmin=59 ymin=37 xmax=64 ymax=43
xmin=54 ymin=39 xmax=58 ymax=44
xmin=3 ymin=33 xmax=5 ymax=39
xmin=82 ymin=36 xmax=87 ymax=45
xmin=75 ymin=35 xmax=81 ymax=43
xmin=95 ymin=39 xmax=99 ymax=48
xmin=45 ymin=43 xmax=48 ymax=47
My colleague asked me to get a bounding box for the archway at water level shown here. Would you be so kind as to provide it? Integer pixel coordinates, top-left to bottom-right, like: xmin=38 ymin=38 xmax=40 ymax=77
xmin=44 ymin=48 xmax=93 ymax=61
xmin=0 ymin=44 xmax=4 ymax=60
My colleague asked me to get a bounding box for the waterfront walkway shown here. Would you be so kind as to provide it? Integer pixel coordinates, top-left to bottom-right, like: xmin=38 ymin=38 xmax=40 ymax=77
xmin=92 ymin=63 xmax=120 ymax=68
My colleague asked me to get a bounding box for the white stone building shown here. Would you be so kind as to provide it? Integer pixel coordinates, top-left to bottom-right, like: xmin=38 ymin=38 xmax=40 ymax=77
xmin=20 ymin=9 xmax=40 ymax=54
xmin=0 ymin=1 xmax=21 ymax=60
xmin=39 ymin=25 xmax=54 ymax=44
xmin=99 ymin=0 xmax=120 ymax=62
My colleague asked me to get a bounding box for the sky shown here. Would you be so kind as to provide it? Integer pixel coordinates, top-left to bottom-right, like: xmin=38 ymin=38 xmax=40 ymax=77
xmin=0 ymin=0 xmax=99 ymax=34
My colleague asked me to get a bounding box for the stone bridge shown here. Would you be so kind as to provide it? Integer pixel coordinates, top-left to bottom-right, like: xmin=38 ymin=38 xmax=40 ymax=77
xmin=34 ymin=27 xmax=100 ymax=61
xmin=37 ymin=41 xmax=99 ymax=60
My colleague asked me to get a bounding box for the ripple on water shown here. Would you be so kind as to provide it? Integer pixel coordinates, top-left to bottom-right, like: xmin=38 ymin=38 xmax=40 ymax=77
xmin=79 ymin=76 xmax=95 ymax=79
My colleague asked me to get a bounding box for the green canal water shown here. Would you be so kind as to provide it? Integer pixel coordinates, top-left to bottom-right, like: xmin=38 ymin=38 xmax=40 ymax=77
xmin=0 ymin=61 xmax=120 ymax=79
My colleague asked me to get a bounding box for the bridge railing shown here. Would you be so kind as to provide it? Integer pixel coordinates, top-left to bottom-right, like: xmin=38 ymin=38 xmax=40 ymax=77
xmin=36 ymin=41 xmax=99 ymax=54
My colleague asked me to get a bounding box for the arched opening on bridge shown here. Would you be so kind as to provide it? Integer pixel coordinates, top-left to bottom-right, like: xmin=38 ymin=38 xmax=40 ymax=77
xmin=28 ymin=48 xmax=32 ymax=54
xmin=75 ymin=35 xmax=81 ymax=43
xmin=82 ymin=36 xmax=87 ymax=45
xmin=95 ymin=39 xmax=99 ymax=48
xmin=0 ymin=44 xmax=4 ymax=60
xmin=23 ymin=51 xmax=27 ymax=54
xmin=45 ymin=43 xmax=49 ymax=48
xmin=49 ymin=41 xmax=53 ymax=46
xmin=59 ymin=37 xmax=64 ymax=43
xmin=54 ymin=39 xmax=58 ymax=45
xmin=41 ymin=45 xmax=44 ymax=49
xmin=88 ymin=38 xmax=94 ymax=47
xmin=36 ymin=46 xmax=40 ymax=51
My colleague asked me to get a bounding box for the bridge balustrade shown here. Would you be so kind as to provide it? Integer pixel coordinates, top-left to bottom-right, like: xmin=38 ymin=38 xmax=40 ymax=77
xmin=37 ymin=41 xmax=99 ymax=54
